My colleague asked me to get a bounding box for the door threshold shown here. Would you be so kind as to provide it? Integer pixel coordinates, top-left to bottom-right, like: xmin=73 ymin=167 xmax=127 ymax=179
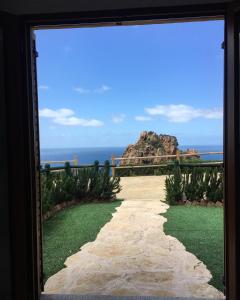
xmin=41 ymin=294 xmax=224 ymax=300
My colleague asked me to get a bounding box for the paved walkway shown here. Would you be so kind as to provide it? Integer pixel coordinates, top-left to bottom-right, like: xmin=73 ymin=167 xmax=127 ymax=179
xmin=44 ymin=176 xmax=224 ymax=299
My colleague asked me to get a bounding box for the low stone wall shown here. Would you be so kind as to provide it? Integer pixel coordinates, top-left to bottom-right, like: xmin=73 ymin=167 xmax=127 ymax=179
xmin=43 ymin=199 xmax=78 ymax=221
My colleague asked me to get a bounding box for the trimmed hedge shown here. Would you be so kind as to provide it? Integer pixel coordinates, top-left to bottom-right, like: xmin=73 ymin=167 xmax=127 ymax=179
xmin=41 ymin=160 xmax=121 ymax=214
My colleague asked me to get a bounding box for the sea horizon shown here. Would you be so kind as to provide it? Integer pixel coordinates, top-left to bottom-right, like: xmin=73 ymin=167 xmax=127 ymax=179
xmin=40 ymin=145 xmax=223 ymax=166
xmin=41 ymin=144 xmax=223 ymax=150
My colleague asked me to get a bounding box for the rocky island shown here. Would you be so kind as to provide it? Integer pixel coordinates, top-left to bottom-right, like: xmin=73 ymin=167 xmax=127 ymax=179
xmin=120 ymin=131 xmax=178 ymax=165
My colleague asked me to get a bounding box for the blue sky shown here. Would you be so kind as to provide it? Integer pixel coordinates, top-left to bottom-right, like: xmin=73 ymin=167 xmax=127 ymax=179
xmin=36 ymin=20 xmax=224 ymax=148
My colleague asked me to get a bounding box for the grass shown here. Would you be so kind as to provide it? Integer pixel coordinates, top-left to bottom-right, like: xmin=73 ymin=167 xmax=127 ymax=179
xmin=43 ymin=200 xmax=122 ymax=282
xmin=163 ymin=206 xmax=224 ymax=292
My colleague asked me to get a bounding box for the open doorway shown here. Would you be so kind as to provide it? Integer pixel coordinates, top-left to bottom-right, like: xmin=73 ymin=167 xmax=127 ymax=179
xmin=35 ymin=19 xmax=225 ymax=299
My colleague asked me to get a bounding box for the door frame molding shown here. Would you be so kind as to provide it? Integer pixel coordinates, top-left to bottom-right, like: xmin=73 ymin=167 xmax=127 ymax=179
xmin=3 ymin=3 xmax=240 ymax=299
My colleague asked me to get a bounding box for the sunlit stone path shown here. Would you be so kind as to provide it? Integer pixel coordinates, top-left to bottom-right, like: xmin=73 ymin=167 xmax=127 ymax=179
xmin=44 ymin=176 xmax=224 ymax=299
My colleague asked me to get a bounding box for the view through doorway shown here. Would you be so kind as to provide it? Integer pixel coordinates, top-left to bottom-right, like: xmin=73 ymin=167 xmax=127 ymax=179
xmin=36 ymin=19 xmax=225 ymax=299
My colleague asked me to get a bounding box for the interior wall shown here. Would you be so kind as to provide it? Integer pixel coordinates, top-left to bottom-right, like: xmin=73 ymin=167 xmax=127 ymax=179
xmin=0 ymin=0 xmax=232 ymax=15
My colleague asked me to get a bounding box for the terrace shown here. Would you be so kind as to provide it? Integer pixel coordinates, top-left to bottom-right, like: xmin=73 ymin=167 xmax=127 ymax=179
xmin=41 ymin=152 xmax=224 ymax=298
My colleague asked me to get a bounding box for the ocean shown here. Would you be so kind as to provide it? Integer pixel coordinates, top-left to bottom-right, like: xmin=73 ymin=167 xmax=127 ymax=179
xmin=40 ymin=145 xmax=223 ymax=166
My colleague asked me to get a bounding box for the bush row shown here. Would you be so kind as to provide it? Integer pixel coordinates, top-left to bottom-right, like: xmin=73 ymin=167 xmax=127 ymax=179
xmin=115 ymin=165 xmax=172 ymax=177
xmin=165 ymin=163 xmax=223 ymax=205
xmin=41 ymin=160 xmax=121 ymax=214
xmin=115 ymin=159 xmax=220 ymax=177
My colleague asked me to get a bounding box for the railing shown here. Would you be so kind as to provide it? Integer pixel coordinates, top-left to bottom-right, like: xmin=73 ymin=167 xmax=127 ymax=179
xmin=111 ymin=151 xmax=223 ymax=176
xmin=40 ymin=164 xmax=115 ymax=173
xmin=41 ymin=156 xmax=78 ymax=167
xmin=40 ymin=151 xmax=223 ymax=176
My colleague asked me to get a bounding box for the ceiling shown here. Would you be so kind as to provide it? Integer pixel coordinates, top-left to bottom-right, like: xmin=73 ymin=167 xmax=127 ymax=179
xmin=0 ymin=0 xmax=232 ymax=15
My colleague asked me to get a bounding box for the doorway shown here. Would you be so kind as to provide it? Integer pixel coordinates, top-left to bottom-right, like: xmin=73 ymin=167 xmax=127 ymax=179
xmin=34 ymin=19 xmax=225 ymax=299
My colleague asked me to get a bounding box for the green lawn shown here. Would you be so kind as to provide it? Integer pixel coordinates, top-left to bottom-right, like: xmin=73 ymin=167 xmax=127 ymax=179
xmin=43 ymin=200 xmax=122 ymax=282
xmin=163 ymin=206 xmax=224 ymax=292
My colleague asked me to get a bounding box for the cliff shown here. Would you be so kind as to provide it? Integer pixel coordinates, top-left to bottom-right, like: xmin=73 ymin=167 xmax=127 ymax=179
xmin=120 ymin=131 xmax=178 ymax=165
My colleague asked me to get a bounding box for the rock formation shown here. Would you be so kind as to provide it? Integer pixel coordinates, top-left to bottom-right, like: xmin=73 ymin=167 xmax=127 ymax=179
xmin=120 ymin=131 xmax=178 ymax=165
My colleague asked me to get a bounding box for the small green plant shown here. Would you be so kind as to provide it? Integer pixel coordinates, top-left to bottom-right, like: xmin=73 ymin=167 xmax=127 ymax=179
xmin=165 ymin=162 xmax=182 ymax=204
xmin=182 ymin=168 xmax=205 ymax=201
xmin=100 ymin=160 xmax=121 ymax=200
xmin=41 ymin=172 xmax=53 ymax=214
xmin=205 ymin=168 xmax=223 ymax=202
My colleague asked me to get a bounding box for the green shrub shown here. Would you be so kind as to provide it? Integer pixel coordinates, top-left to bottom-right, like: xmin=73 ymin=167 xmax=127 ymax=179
xmin=165 ymin=165 xmax=223 ymax=204
xmin=205 ymin=168 xmax=223 ymax=202
xmin=74 ymin=168 xmax=91 ymax=200
xmin=41 ymin=164 xmax=55 ymax=213
xmin=100 ymin=160 xmax=121 ymax=200
xmin=165 ymin=162 xmax=182 ymax=204
xmin=41 ymin=171 xmax=53 ymax=214
xmin=115 ymin=164 xmax=172 ymax=177
xmin=182 ymin=168 xmax=205 ymax=201
xmin=115 ymin=159 xmax=221 ymax=177
xmin=41 ymin=160 xmax=121 ymax=214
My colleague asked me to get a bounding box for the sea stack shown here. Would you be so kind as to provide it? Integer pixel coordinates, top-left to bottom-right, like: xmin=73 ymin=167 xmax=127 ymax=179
xmin=120 ymin=131 xmax=178 ymax=165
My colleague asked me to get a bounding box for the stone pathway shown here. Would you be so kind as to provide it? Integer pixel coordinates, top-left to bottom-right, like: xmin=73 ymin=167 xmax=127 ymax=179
xmin=44 ymin=176 xmax=224 ymax=299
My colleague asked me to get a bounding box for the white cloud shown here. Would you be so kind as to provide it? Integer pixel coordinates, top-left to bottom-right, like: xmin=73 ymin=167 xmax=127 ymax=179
xmin=73 ymin=87 xmax=90 ymax=94
xmin=54 ymin=116 xmax=103 ymax=127
xmin=145 ymin=104 xmax=223 ymax=123
xmin=112 ymin=114 xmax=126 ymax=124
xmin=135 ymin=116 xmax=152 ymax=121
xmin=39 ymin=108 xmax=103 ymax=127
xmin=74 ymin=84 xmax=111 ymax=94
xmin=39 ymin=108 xmax=73 ymax=118
xmin=204 ymin=109 xmax=223 ymax=119
xmin=39 ymin=85 xmax=49 ymax=90
xmin=95 ymin=85 xmax=111 ymax=94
